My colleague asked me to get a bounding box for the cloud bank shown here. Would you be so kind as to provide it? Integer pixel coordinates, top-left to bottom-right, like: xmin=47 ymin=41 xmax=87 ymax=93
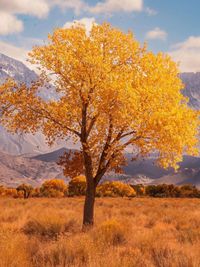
xmin=0 ymin=0 xmax=146 ymax=35
xmin=169 ymin=36 xmax=200 ymax=72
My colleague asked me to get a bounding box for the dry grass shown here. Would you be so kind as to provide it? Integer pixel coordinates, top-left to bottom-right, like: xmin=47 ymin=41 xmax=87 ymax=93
xmin=0 ymin=197 xmax=200 ymax=267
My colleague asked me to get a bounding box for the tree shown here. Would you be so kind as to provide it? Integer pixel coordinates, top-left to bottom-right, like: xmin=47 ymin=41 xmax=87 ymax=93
xmin=96 ymin=181 xmax=136 ymax=197
xmin=68 ymin=175 xmax=87 ymax=196
xmin=16 ymin=184 xmax=33 ymax=199
xmin=58 ymin=150 xmax=84 ymax=178
xmin=130 ymin=184 xmax=145 ymax=196
xmin=68 ymin=175 xmax=86 ymax=196
xmin=179 ymin=184 xmax=200 ymax=198
xmin=0 ymin=23 xmax=199 ymax=227
xmin=145 ymin=184 xmax=181 ymax=198
xmin=40 ymin=179 xmax=67 ymax=197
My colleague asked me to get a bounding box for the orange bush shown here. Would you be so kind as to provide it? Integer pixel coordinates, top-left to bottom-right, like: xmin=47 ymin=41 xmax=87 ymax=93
xmin=96 ymin=181 xmax=136 ymax=197
xmin=40 ymin=179 xmax=67 ymax=197
xmin=68 ymin=175 xmax=86 ymax=196
xmin=4 ymin=188 xmax=19 ymax=198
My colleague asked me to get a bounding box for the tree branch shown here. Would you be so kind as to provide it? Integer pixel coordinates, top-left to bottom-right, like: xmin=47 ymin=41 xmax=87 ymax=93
xmin=94 ymin=116 xmax=113 ymax=184
xmin=26 ymin=104 xmax=81 ymax=137
xmin=120 ymin=130 xmax=137 ymax=139
xmin=86 ymin=113 xmax=99 ymax=139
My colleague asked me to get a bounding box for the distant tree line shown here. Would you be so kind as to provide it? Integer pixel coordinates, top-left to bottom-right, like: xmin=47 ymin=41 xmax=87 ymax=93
xmin=0 ymin=177 xmax=199 ymax=199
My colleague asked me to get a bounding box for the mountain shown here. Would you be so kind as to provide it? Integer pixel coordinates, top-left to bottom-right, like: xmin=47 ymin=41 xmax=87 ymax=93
xmin=0 ymin=53 xmax=37 ymax=85
xmin=0 ymin=53 xmax=63 ymax=155
xmin=122 ymin=155 xmax=200 ymax=187
xmin=180 ymin=72 xmax=200 ymax=109
xmin=0 ymin=149 xmax=66 ymax=187
xmin=32 ymin=147 xmax=71 ymax=162
xmin=1 ymin=146 xmax=200 ymax=187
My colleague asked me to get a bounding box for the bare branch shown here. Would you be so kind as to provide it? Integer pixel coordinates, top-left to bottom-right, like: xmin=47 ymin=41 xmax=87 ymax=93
xmin=120 ymin=130 xmax=137 ymax=139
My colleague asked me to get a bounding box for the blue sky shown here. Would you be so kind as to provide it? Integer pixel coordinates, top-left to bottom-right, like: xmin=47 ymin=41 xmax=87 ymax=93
xmin=0 ymin=0 xmax=200 ymax=72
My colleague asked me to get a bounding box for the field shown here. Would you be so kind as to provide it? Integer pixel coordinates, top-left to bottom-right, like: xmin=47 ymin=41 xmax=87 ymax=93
xmin=0 ymin=197 xmax=200 ymax=267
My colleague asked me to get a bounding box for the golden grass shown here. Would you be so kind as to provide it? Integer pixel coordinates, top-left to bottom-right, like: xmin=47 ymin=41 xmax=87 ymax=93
xmin=0 ymin=197 xmax=200 ymax=267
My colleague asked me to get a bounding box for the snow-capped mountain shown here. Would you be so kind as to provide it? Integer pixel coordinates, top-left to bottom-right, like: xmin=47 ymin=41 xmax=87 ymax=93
xmin=180 ymin=72 xmax=200 ymax=109
xmin=0 ymin=53 xmax=37 ymax=85
xmin=0 ymin=53 xmax=62 ymax=155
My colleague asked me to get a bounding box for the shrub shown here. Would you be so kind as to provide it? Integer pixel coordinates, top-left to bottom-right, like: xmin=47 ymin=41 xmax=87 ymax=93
xmin=145 ymin=184 xmax=181 ymax=198
xmin=4 ymin=188 xmax=18 ymax=198
xmin=145 ymin=184 xmax=200 ymax=198
xmin=96 ymin=181 xmax=136 ymax=197
xmin=0 ymin=232 xmax=29 ymax=267
xmin=40 ymin=179 xmax=67 ymax=197
xmin=179 ymin=184 xmax=200 ymax=198
xmin=31 ymin=187 xmax=41 ymax=197
xmin=68 ymin=175 xmax=86 ymax=196
xmin=23 ymin=213 xmax=77 ymax=239
xmin=0 ymin=185 xmax=5 ymax=197
xmin=16 ymin=184 xmax=33 ymax=199
xmin=92 ymin=220 xmax=126 ymax=246
xmin=30 ymin=235 xmax=92 ymax=267
xmin=131 ymin=184 xmax=145 ymax=196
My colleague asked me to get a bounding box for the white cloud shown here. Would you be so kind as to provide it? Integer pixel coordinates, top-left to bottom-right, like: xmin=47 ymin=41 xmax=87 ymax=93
xmin=169 ymin=36 xmax=200 ymax=72
xmin=0 ymin=40 xmax=28 ymax=63
xmin=0 ymin=0 xmax=49 ymax=35
xmin=49 ymin=0 xmax=87 ymax=15
xmin=64 ymin=17 xmax=96 ymax=35
xmin=0 ymin=0 xmax=89 ymax=35
xmin=0 ymin=40 xmax=40 ymax=72
xmin=146 ymin=27 xmax=167 ymax=41
xmin=0 ymin=0 xmax=155 ymax=35
xmin=89 ymin=0 xmax=143 ymax=14
xmin=0 ymin=0 xmax=49 ymax=18
xmin=0 ymin=12 xmax=23 ymax=35
xmin=50 ymin=0 xmax=144 ymax=15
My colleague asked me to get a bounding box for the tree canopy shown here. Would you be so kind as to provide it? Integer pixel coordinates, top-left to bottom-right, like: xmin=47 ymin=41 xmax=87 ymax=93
xmin=0 ymin=23 xmax=198 ymax=173
xmin=0 ymin=22 xmax=199 ymax=225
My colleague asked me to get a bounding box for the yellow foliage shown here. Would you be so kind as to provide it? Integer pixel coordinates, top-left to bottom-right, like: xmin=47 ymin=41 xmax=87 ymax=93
xmin=4 ymin=188 xmax=18 ymax=198
xmin=40 ymin=179 xmax=67 ymax=197
xmin=96 ymin=181 xmax=136 ymax=197
xmin=0 ymin=22 xmax=199 ymax=184
xmin=131 ymin=184 xmax=146 ymax=196
xmin=68 ymin=175 xmax=86 ymax=196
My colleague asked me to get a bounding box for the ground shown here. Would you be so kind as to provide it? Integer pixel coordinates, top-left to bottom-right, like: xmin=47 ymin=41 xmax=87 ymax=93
xmin=0 ymin=197 xmax=200 ymax=267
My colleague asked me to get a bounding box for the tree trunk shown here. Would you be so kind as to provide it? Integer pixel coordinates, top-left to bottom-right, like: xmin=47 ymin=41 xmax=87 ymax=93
xmin=83 ymin=178 xmax=96 ymax=228
xmin=23 ymin=190 xmax=27 ymax=199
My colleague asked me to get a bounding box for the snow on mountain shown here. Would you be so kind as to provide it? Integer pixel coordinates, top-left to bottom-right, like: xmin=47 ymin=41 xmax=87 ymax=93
xmin=0 ymin=53 xmax=37 ymax=85
xmin=0 ymin=53 xmax=63 ymax=155
xmin=180 ymin=72 xmax=200 ymax=109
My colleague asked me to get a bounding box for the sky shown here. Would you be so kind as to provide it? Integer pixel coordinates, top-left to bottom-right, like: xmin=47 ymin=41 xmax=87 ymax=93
xmin=0 ymin=0 xmax=199 ymax=73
